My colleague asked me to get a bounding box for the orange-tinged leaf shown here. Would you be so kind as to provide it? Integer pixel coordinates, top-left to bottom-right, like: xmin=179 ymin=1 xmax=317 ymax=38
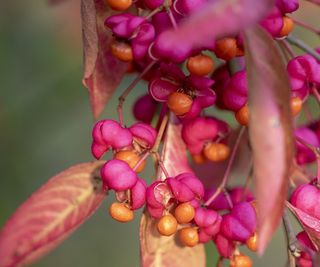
xmin=81 ymin=0 xmax=128 ymax=119
xmin=159 ymin=115 xmax=192 ymax=180
xmin=244 ymin=26 xmax=294 ymax=254
xmin=0 ymin=161 xmax=106 ymax=267
xmin=139 ymin=213 xmax=205 ymax=267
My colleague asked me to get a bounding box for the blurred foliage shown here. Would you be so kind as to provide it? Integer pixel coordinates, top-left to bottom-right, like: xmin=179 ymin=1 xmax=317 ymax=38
xmin=0 ymin=1 xmax=318 ymax=266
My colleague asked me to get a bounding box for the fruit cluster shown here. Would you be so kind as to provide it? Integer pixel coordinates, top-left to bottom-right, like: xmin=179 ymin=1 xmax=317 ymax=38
xmin=91 ymin=0 xmax=320 ymax=265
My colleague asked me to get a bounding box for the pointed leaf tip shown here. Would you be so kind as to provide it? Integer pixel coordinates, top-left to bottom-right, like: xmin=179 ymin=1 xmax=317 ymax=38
xmin=244 ymin=26 xmax=294 ymax=254
xmin=81 ymin=0 xmax=128 ymax=119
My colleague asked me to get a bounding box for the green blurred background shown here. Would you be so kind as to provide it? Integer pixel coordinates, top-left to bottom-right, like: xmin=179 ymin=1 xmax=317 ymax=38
xmin=0 ymin=1 xmax=319 ymax=266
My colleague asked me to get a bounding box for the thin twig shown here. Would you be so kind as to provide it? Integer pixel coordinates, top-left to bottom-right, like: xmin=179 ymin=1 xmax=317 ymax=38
xmin=291 ymin=17 xmax=320 ymax=35
xmin=154 ymin=152 xmax=170 ymax=178
xmin=282 ymin=40 xmax=296 ymax=58
xmin=117 ymin=60 xmax=157 ymax=125
xmin=283 ymin=209 xmax=300 ymax=255
xmin=151 ymin=113 xmax=169 ymax=152
xmin=278 ymin=41 xmax=293 ymax=62
xmin=204 ymin=127 xmax=246 ymax=206
xmin=166 ymin=6 xmax=178 ymax=29
xmin=132 ymin=151 xmax=150 ymax=172
xmin=287 ymin=35 xmax=320 ymax=61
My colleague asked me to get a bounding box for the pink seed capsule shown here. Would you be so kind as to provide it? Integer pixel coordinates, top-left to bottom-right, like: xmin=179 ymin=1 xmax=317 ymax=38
xmin=101 ymin=159 xmax=138 ymax=191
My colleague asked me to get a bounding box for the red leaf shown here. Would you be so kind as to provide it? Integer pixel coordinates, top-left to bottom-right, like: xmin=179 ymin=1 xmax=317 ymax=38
xmin=243 ymin=26 xmax=294 ymax=254
xmin=287 ymin=202 xmax=320 ymax=250
xmin=139 ymin=213 xmax=206 ymax=267
xmin=0 ymin=161 xmax=106 ymax=267
xmin=156 ymin=0 xmax=273 ymax=57
xmin=160 ymin=115 xmax=192 ymax=180
xmin=81 ymin=0 xmax=128 ymax=119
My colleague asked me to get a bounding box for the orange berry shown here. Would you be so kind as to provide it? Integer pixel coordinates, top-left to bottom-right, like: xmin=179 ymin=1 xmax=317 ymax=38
xmin=290 ymin=97 xmax=302 ymax=117
xmin=186 ymin=54 xmax=215 ymax=76
xmin=174 ymin=203 xmax=195 ymax=224
xmin=279 ymin=16 xmax=294 ymax=37
xmin=157 ymin=214 xmax=178 ymax=236
xmin=109 ymin=202 xmax=134 ymax=223
xmin=111 ymin=40 xmax=133 ymax=62
xmin=215 ymin=38 xmax=238 ymax=61
xmin=105 ymin=0 xmax=132 ymax=11
xmin=203 ymin=143 xmax=230 ymax=162
xmin=192 ymin=153 xmax=207 ymax=164
xmin=235 ymin=105 xmax=249 ymax=126
xmin=179 ymin=227 xmax=199 ymax=247
xmin=114 ymin=150 xmax=146 ymax=173
xmin=230 ymin=254 xmax=252 ymax=267
xmin=236 ymin=48 xmax=245 ymax=57
xmin=246 ymin=233 xmax=258 ymax=252
xmin=167 ymin=92 xmax=193 ymax=116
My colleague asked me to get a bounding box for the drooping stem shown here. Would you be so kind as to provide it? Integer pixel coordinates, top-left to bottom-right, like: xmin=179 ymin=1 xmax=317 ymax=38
xmin=281 ymin=40 xmax=296 ymax=58
xmin=159 ymin=160 xmax=170 ymax=178
xmin=153 ymin=151 xmax=170 ymax=178
xmin=223 ymin=189 xmax=234 ymax=209
xmin=287 ymin=35 xmax=320 ymax=61
xmin=117 ymin=60 xmax=157 ymax=125
xmin=156 ymin=104 xmax=168 ymax=130
xmin=283 ymin=209 xmax=300 ymax=254
xmin=151 ymin=113 xmax=169 ymax=153
xmin=166 ymin=5 xmax=178 ymax=29
xmin=242 ymin=159 xmax=253 ymax=200
xmin=133 ymin=151 xmax=150 ymax=172
xmin=278 ymin=41 xmax=293 ymax=62
xmin=291 ymin=17 xmax=320 ymax=35
xmin=204 ymin=126 xmax=246 ymax=206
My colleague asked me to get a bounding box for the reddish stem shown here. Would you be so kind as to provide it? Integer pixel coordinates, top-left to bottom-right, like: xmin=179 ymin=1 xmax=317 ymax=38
xmin=133 ymin=151 xmax=150 ymax=172
xmin=291 ymin=17 xmax=320 ymax=35
xmin=152 ymin=113 xmax=169 ymax=152
xmin=281 ymin=40 xmax=296 ymax=58
xmin=159 ymin=160 xmax=170 ymax=178
xmin=278 ymin=41 xmax=292 ymax=62
xmin=117 ymin=60 xmax=157 ymax=125
xmin=223 ymin=189 xmax=234 ymax=209
xmin=166 ymin=6 xmax=178 ymax=29
xmin=204 ymin=126 xmax=246 ymax=206
xmin=156 ymin=104 xmax=168 ymax=130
